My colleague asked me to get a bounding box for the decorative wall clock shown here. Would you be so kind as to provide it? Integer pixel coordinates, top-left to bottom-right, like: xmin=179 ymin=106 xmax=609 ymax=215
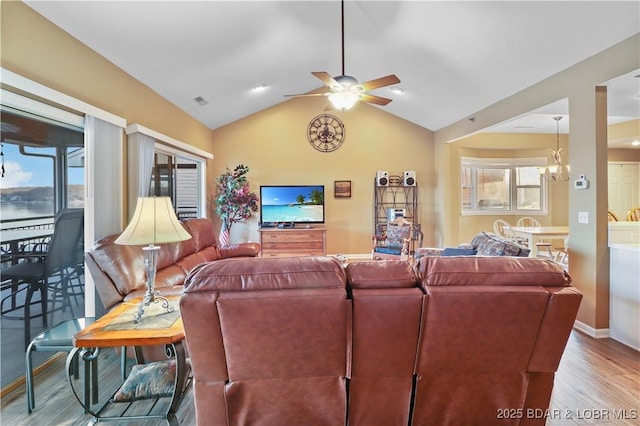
xmin=307 ymin=114 xmax=345 ymax=152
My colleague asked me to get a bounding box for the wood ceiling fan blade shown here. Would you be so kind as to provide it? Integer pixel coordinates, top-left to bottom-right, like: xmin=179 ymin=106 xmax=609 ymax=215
xmin=284 ymin=92 xmax=330 ymax=98
xmin=360 ymin=93 xmax=393 ymax=106
xmin=312 ymin=71 xmax=341 ymax=89
xmin=358 ymin=74 xmax=401 ymax=91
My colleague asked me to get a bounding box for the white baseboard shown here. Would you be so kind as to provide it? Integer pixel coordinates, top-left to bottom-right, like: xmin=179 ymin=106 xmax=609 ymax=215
xmin=573 ymin=320 xmax=610 ymax=339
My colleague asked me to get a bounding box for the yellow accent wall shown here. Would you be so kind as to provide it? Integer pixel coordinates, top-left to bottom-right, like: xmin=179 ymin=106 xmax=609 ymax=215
xmin=210 ymin=96 xmax=435 ymax=254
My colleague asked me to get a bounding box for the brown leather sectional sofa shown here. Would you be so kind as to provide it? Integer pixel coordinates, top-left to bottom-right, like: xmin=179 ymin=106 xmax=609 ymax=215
xmin=180 ymin=255 xmax=582 ymax=426
xmin=85 ymin=218 xmax=261 ymax=311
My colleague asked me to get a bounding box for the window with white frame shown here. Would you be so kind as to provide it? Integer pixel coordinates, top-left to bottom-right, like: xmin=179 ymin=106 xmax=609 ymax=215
xmin=461 ymin=157 xmax=547 ymax=214
xmin=150 ymin=150 xmax=202 ymax=220
xmin=125 ymin=124 xmax=212 ymax=221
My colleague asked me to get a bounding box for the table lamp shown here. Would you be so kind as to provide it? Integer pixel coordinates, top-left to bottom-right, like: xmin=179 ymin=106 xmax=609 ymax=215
xmin=115 ymin=197 xmax=191 ymax=322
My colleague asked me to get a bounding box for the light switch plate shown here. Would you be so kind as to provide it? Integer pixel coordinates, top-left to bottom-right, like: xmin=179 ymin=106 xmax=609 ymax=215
xmin=578 ymin=211 xmax=589 ymax=224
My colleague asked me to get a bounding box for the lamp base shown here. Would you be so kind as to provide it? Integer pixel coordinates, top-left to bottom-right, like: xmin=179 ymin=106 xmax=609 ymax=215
xmin=133 ymin=290 xmax=174 ymax=323
xmin=133 ymin=244 xmax=175 ymax=323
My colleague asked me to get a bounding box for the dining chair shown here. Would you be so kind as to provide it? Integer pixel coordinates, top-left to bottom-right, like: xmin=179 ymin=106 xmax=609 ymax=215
xmin=1 ymin=209 xmax=85 ymax=348
xmin=516 ymin=217 xmax=553 ymax=258
xmin=626 ymin=206 xmax=640 ymax=221
xmin=492 ymin=219 xmax=517 ymax=241
xmin=554 ymin=237 xmax=569 ymax=265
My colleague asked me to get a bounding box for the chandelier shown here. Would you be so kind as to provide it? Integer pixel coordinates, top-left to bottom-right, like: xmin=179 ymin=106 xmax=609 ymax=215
xmin=539 ymin=115 xmax=570 ymax=182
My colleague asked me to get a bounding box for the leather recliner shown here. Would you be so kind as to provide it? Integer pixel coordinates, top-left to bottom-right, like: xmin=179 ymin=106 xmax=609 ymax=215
xmin=180 ymin=255 xmax=581 ymax=426
xmin=85 ymin=218 xmax=261 ymax=361
xmin=86 ymin=218 xmax=261 ymax=311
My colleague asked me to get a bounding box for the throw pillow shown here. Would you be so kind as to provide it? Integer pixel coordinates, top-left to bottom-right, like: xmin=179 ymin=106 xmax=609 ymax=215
xmin=441 ymin=248 xmax=477 ymax=256
xmin=112 ymin=359 xmax=176 ymax=402
xmin=385 ymin=223 xmax=411 ymax=247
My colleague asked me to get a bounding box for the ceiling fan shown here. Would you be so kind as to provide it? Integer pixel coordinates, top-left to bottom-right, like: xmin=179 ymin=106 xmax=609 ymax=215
xmin=285 ymin=0 xmax=401 ymax=110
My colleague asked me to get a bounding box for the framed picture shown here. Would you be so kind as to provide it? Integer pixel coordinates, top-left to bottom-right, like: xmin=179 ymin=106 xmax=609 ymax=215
xmin=334 ymin=180 xmax=351 ymax=198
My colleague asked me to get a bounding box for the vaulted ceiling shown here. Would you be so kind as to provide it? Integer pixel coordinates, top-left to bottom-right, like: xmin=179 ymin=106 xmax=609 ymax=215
xmin=24 ymin=1 xmax=640 ymax=143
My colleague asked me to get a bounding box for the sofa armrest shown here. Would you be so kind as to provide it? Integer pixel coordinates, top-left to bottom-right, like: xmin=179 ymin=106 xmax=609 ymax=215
xmin=85 ymin=252 xmax=123 ymax=310
xmin=219 ymin=242 xmax=261 ymax=259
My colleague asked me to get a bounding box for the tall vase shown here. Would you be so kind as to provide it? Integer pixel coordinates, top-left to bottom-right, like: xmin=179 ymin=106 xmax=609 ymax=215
xmin=219 ymin=220 xmax=230 ymax=247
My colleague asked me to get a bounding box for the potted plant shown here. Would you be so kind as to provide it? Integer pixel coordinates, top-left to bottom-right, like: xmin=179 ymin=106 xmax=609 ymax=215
xmin=214 ymin=164 xmax=259 ymax=246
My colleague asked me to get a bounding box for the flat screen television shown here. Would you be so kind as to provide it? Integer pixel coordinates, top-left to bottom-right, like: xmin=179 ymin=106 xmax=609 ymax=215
xmin=260 ymin=185 xmax=325 ymax=225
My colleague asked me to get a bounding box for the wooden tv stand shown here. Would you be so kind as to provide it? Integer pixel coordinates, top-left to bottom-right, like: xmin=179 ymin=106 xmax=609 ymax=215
xmin=259 ymin=226 xmax=326 ymax=258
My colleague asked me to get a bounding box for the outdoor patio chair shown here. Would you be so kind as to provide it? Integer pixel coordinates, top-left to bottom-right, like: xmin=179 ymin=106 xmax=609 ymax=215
xmin=1 ymin=209 xmax=84 ymax=348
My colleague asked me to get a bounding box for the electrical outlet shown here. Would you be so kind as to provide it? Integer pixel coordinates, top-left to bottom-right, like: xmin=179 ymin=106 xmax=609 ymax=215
xmin=578 ymin=211 xmax=589 ymax=224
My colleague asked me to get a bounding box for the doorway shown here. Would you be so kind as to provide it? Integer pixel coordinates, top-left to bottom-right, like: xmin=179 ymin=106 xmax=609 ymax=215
xmin=0 ymin=108 xmax=85 ymax=388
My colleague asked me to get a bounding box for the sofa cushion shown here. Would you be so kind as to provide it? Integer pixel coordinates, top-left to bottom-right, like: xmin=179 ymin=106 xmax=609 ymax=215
xmin=373 ymin=246 xmax=404 ymax=255
xmin=184 ymin=256 xmax=346 ymax=293
xmin=417 ymin=256 xmax=571 ymax=287
xmin=183 ymin=218 xmax=218 ymax=251
xmin=347 ymin=260 xmax=417 ymax=289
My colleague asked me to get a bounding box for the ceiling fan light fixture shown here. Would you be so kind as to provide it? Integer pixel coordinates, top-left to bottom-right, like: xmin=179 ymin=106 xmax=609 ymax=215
xmin=329 ymin=91 xmax=359 ymax=110
xmin=284 ymin=0 xmax=399 ymax=108
xmin=334 ymin=75 xmax=359 ymax=88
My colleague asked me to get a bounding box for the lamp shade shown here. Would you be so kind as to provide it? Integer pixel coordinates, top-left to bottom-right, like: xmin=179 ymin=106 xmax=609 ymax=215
xmin=115 ymin=197 xmax=192 ymax=245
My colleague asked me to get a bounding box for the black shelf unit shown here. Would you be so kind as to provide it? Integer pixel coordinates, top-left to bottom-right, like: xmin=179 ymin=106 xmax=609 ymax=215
xmin=373 ymin=175 xmax=420 ymax=252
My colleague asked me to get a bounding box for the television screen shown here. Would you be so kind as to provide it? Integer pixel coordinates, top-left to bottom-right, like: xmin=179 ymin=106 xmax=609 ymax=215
xmin=260 ymin=185 xmax=325 ymax=225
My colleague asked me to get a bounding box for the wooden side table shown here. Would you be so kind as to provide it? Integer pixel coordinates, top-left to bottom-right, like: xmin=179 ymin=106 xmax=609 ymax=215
xmin=66 ymin=297 xmax=188 ymax=425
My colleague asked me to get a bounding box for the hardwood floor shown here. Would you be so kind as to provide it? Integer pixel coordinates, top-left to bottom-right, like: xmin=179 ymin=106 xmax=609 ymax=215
xmin=0 ymin=330 xmax=638 ymax=425
xmin=548 ymin=332 xmax=640 ymax=426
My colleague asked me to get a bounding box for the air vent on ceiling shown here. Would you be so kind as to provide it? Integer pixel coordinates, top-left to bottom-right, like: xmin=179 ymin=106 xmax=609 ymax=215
xmin=194 ymin=96 xmax=209 ymax=106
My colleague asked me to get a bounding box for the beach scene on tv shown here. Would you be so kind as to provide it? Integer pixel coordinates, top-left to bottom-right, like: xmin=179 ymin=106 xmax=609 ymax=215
xmin=260 ymin=186 xmax=324 ymax=223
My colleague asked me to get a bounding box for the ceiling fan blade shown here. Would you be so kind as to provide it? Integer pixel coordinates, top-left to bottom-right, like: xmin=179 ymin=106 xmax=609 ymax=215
xmin=284 ymin=93 xmax=330 ymax=98
xmin=358 ymin=74 xmax=401 ymax=91
xmin=360 ymin=93 xmax=393 ymax=106
xmin=312 ymin=71 xmax=341 ymax=89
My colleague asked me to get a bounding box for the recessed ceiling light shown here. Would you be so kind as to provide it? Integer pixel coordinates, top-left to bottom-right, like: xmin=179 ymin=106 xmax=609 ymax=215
xmin=253 ymin=84 xmax=268 ymax=92
xmin=390 ymin=87 xmax=404 ymax=95
xmin=193 ymin=96 xmax=208 ymax=106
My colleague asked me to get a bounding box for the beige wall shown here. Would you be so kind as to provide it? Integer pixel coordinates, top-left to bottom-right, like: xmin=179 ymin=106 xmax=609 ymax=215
xmin=436 ymin=34 xmax=639 ymax=335
xmin=443 ymin=133 xmax=570 ymax=246
xmin=608 ymin=119 xmax=640 ymax=161
xmin=609 ymin=149 xmax=640 ymax=162
xmin=211 ymin=96 xmax=435 ymax=254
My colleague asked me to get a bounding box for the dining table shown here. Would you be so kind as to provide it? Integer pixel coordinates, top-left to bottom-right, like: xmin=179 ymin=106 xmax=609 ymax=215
xmin=0 ymin=227 xmax=55 ymax=320
xmin=510 ymin=226 xmax=569 ymax=257
xmin=0 ymin=228 xmax=54 ymax=261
